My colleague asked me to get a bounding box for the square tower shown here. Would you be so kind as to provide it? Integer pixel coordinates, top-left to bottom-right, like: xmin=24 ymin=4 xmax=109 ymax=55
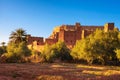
xmin=104 ymin=23 xmax=114 ymax=32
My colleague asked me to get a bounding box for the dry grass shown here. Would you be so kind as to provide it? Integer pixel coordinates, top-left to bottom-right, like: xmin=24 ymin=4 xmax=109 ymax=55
xmin=0 ymin=63 xmax=120 ymax=80
xmin=36 ymin=75 xmax=65 ymax=80
xmin=82 ymin=70 xmax=120 ymax=76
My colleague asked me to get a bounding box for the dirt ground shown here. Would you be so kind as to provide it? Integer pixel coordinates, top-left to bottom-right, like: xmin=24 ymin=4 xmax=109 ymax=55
xmin=0 ymin=63 xmax=120 ymax=80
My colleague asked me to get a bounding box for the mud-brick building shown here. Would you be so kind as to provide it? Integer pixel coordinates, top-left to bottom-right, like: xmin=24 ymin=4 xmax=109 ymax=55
xmin=27 ymin=22 xmax=115 ymax=51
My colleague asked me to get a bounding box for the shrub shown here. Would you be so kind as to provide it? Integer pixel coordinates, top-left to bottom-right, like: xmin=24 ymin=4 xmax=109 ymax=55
xmin=71 ymin=29 xmax=120 ymax=65
xmin=0 ymin=46 xmax=7 ymax=55
xmin=5 ymin=41 xmax=31 ymax=63
xmin=29 ymin=50 xmax=46 ymax=63
xmin=41 ymin=41 xmax=72 ymax=63
xmin=115 ymin=49 xmax=120 ymax=61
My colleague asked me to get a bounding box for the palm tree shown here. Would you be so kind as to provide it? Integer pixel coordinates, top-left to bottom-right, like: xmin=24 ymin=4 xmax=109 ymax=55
xmin=9 ymin=28 xmax=27 ymax=43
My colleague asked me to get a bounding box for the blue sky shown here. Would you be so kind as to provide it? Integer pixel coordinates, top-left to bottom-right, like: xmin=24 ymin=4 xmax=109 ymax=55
xmin=0 ymin=0 xmax=120 ymax=43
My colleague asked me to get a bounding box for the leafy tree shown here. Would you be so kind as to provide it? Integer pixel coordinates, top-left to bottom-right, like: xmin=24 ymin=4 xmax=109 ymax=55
xmin=41 ymin=43 xmax=59 ymax=62
xmin=41 ymin=44 xmax=54 ymax=62
xmin=0 ymin=47 xmax=5 ymax=55
xmin=52 ymin=41 xmax=72 ymax=61
xmin=0 ymin=42 xmax=7 ymax=55
xmin=115 ymin=49 xmax=120 ymax=61
xmin=9 ymin=28 xmax=27 ymax=43
xmin=41 ymin=41 xmax=72 ymax=62
xmin=6 ymin=41 xmax=31 ymax=63
xmin=71 ymin=29 xmax=120 ymax=65
xmin=115 ymin=31 xmax=120 ymax=61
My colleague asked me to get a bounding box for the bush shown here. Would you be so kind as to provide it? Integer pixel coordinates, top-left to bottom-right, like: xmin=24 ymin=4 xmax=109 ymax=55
xmin=29 ymin=50 xmax=45 ymax=63
xmin=71 ymin=29 xmax=120 ymax=65
xmin=0 ymin=46 xmax=7 ymax=55
xmin=41 ymin=44 xmax=56 ymax=62
xmin=115 ymin=49 xmax=120 ymax=61
xmin=41 ymin=41 xmax=72 ymax=63
xmin=5 ymin=41 xmax=31 ymax=63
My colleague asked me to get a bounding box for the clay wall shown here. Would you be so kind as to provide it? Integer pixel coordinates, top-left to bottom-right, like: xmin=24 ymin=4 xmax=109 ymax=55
xmin=27 ymin=35 xmax=44 ymax=45
xmin=75 ymin=26 xmax=82 ymax=40
xmin=45 ymin=38 xmax=57 ymax=45
xmin=82 ymin=30 xmax=94 ymax=38
xmin=64 ymin=31 xmax=76 ymax=46
xmin=104 ymin=23 xmax=114 ymax=32
xmin=58 ymin=28 xmax=65 ymax=41
xmin=81 ymin=26 xmax=104 ymax=31
xmin=27 ymin=41 xmax=44 ymax=52
xmin=27 ymin=22 xmax=115 ymax=50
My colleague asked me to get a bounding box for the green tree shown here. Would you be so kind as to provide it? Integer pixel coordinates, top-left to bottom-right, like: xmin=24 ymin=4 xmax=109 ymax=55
xmin=71 ymin=29 xmax=120 ymax=65
xmin=41 ymin=41 xmax=72 ymax=62
xmin=42 ymin=44 xmax=53 ymax=62
xmin=52 ymin=41 xmax=72 ymax=61
xmin=6 ymin=41 xmax=31 ymax=63
xmin=115 ymin=31 xmax=120 ymax=61
xmin=9 ymin=28 xmax=27 ymax=43
xmin=0 ymin=47 xmax=5 ymax=55
xmin=115 ymin=49 xmax=120 ymax=61
xmin=0 ymin=42 xmax=7 ymax=55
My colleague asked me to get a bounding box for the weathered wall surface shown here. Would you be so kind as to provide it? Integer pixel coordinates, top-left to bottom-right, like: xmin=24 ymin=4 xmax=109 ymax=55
xmin=27 ymin=22 xmax=114 ymax=51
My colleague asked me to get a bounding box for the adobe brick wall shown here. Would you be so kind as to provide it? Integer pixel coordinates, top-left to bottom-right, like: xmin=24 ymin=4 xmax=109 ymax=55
xmin=104 ymin=23 xmax=114 ymax=32
xmin=27 ymin=35 xmax=44 ymax=45
xmin=45 ymin=38 xmax=58 ymax=45
xmin=27 ymin=22 xmax=115 ymax=51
